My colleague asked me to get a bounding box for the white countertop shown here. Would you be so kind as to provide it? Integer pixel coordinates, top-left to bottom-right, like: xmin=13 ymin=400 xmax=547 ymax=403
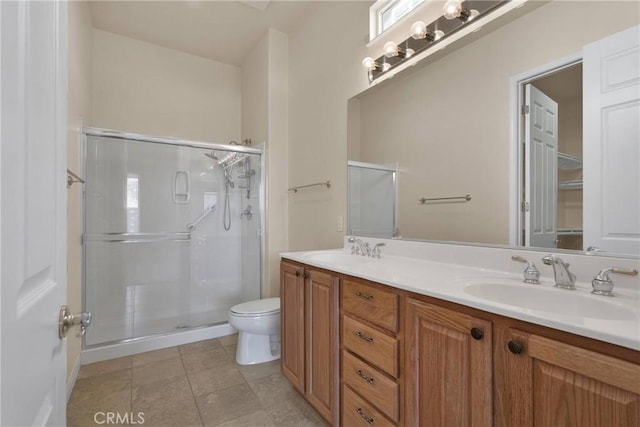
xmin=281 ymin=248 xmax=640 ymax=351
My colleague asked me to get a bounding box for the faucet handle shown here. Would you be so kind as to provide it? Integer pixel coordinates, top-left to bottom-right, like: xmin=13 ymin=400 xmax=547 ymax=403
xmin=592 ymin=267 xmax=638 ymax=296
xmin=372 ymin=243 xmax=386 ymax=258
xmin=511 ymin=256 xmax=540 ymax=284
xmin=348 ymin=237 xmax=358 ymax=254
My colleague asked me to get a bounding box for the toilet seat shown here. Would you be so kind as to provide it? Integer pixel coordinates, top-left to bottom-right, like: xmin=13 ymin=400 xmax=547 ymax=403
xmin=230 ymin=297 xmax=280 ymax=317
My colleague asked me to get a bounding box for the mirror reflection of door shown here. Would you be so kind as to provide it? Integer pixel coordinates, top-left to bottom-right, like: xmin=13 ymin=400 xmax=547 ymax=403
xmin=583 ymin=25 xmax=640 ymax=256
xmin=525 ymin=84 xmax=559 ymax=248
xmin=523 ymin=64 xmax=583 ymax=251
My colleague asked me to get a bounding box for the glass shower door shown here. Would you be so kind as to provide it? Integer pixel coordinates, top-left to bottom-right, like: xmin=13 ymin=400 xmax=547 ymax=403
xmin=348 ymin=160 xmax=397 ymax=238
xmin=83 ymin=134 xmax=262 ymax=347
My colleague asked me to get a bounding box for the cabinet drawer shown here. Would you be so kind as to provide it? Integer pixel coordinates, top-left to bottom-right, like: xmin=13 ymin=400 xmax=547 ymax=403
xmin=343 ymin=385 xmax=396 ymax=427
xmin=343 ymin=316 xmax=399 ymax=378
xmin=343 ymin=279 xmax=398 ymax=332
xmin=343 ymin=351 xmax=399 ymax=422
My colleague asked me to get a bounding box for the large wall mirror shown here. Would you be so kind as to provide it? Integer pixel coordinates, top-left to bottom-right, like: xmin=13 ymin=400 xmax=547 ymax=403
xmin=347 ymin=0 xmax=640 ymax=258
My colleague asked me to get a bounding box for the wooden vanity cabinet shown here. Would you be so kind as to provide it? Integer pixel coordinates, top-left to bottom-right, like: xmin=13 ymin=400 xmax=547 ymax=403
xmin=280 ymin=262 xmax=305 ymax=392
xmin=280 ymin=261 xmax=340 ymax=425
xmin=405 ymin=298 xmax=493 ymax=427
xmin=281 ymin=260 xmax=640 ymax=427
xmin=494 ymin=327 xmax=640 ymax=427
xmin=341 ymin=278 xmax=401 ymax=426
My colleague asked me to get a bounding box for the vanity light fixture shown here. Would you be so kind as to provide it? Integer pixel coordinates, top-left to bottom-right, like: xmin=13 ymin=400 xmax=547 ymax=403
xmin=443 ymin=0 xmax=479 ymax=22
xmin=410 ymin=21 xmax=444 ymax=41
xmin=363 ymin=0 xmax=506 ymax=83
xmin=362 ymin=57 xmax=391 ymax=80
xmin=362 ymin=56 xmax=379 ymax=71
xmin=383 ymin=41 xmax=415 ymax=59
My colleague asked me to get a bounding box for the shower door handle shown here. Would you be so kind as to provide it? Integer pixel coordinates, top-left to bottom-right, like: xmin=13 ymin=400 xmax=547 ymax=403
xmin=59 ymin=306 xmax=92 ymax=339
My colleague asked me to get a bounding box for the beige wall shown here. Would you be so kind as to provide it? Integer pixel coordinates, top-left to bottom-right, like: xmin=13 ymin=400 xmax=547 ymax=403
xmin=242 ymin=36 xmax=269 ymax=145
xmin=241 ymin=29 xmax=290 ymax=297
xmin=67 ymin=0 xmax=93 ymax=382
xmin=288 ymin=1 xmax=370 ymax=251
xmin=266 ymin=29 xmax=290 ymax=296
xmin=351 ymin=1 xmax=639 ymax=244
xmin=92 ymin=29 xmax=241 ymax=142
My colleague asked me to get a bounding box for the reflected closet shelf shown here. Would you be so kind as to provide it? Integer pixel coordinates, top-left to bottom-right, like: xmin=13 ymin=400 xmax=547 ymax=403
xmin=557 ymin=228 xmax=583 ymax=236
xmin=557 ymin=153 xmax=583 ymax=170
xmin=559 ymin=180 xmax=583 ymax=190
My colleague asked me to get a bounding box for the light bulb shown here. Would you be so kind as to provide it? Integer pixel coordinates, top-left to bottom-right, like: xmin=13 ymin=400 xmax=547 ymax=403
xmin=411 ymin=21 xmax=427 ymax=39
xmin=383 ymin=41 xmax=399 ymax=58
xmin=362 ymin=57 xmax=377 ymax=71
xmin=443 ymin=0 xmax=462 ymax=19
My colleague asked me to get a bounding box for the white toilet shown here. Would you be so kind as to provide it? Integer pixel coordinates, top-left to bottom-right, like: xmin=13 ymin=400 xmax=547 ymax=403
xmin=228 ymin=297 xmax=281 ymax=365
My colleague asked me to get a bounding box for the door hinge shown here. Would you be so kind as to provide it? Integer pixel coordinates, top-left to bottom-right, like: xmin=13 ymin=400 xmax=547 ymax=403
xmin=522 ymin=105 xmax=530 ymax=115
xmin=521 ymin=202 xmax=530 ymax=212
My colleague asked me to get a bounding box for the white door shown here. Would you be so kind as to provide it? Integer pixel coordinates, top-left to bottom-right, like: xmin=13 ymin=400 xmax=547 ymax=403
xmin=1 ymin=1 xmax=68 ymax=426
xmin=525 ymin=84 xmax=558 ymax=248
xmin=583 ymin=25 xmax=640 ymax=256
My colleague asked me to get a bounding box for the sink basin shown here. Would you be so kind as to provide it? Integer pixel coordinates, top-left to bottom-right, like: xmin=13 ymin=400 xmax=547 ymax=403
xmin=463 ymin=282 xmax=636 ymax=321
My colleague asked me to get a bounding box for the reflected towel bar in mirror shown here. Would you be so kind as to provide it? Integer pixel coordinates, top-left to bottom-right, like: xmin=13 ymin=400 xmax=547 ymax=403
xmin=418 ymin=194 xmax=471 ymax=204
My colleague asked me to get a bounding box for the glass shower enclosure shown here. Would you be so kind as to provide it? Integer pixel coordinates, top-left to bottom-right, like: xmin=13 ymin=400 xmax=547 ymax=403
xmin=82 ymin=128 xmax=263 ymax=347
xmin=348 ymin=160 xmax=397 ymax=238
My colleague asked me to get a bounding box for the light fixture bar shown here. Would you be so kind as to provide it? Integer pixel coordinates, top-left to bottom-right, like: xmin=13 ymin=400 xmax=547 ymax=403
xmin=365 ymin=0 xmax=507 ymax=82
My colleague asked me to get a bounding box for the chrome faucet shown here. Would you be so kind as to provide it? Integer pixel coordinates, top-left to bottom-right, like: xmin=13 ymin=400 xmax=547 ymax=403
xmin=542 ymin=255 xmax=576 ymax=290
xmin=348 ymin=237 xmax=371 ymax=256
xmin=511 ymin=255 xmax=540 ymax=284
xmin=591 ymin=267 xmax=638 ymax=296
xmin=371 ymin=243 xmax=385 ymax=258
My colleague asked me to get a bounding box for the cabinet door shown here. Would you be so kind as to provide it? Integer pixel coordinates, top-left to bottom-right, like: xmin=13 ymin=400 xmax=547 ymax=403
xmin=305 ymin=268 xmax=340 ymax=425
xmin=280 ymin=262 xmax=305 ymax=393
xmin=405 ymin=299 xmax=493 ymax=427
xmin=495 ymin=329 xmax=640 ymax=427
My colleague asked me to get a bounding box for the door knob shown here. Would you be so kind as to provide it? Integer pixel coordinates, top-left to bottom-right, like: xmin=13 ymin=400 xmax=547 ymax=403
xmin=59 ymin=305 xmax=92 ymax=339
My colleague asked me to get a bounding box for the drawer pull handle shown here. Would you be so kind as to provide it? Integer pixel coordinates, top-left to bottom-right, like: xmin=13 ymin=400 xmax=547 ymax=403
xmin=356 ymin=369 xmax=375 ymax=384
xmin=508 ymin=340 xmax=524 ymax=355
xmin=355 ymin=331 xmax=374 ymax=343
xmin=355 ymin=291 xmax=374 ymax=301
xmin=470 ymin=327 xmax=484 ymax=340
xmin=356 ymin=408 xmax=374 ymax=424
xmin=295 ymin=270 xmax=301 ymax=277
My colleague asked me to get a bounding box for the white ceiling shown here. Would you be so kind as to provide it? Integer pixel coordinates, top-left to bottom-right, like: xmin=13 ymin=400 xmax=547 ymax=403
xmin=89 ymin=1 xmax=316 ymax=66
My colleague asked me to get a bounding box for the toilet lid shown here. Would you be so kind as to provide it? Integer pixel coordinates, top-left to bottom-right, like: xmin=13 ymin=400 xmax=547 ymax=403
xmin=230 ymin=297 xmax=280 ymax=315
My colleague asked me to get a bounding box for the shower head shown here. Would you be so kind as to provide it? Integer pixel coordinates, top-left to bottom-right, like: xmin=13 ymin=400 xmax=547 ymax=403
xmin=217 ymin=152 xmax=247 ymax=169
xmin=204 ymin=151 xmax=219 ymax=161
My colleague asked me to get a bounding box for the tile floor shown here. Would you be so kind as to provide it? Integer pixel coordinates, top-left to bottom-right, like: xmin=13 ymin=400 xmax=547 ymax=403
xmin=67 ymin=334 xmax=327 ymax=426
